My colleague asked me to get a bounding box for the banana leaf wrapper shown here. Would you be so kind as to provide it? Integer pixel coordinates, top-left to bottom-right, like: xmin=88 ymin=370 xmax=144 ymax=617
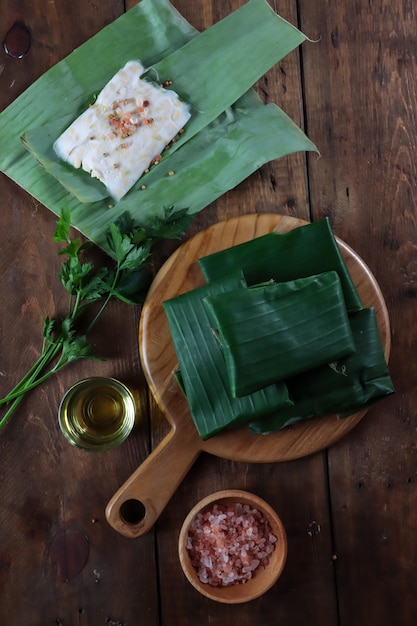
xmin=0 ymin=0 xmax=316 ymax=256
xmin=198 ymin=217 xmax=362 ymax=312
xmin=203 ymin=271 xmax=355 ymax=398
xmin=249 ymin=307 xmax=395 ymax=434
xmin=162 ymin=272 xmax=293 ymax=440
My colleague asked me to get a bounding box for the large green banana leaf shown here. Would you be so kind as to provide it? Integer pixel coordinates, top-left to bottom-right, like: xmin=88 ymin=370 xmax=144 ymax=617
xmin=0 ymin=0 xmax=316 ymax=256
xmin=22 ymin=90 xmax=316 ymax=252
xmin=22 ymin=0 xmax=308 ymax=205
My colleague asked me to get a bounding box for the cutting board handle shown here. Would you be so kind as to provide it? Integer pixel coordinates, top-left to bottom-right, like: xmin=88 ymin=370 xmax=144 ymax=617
xmin=105 ymin=423 xmax=202 ymax=538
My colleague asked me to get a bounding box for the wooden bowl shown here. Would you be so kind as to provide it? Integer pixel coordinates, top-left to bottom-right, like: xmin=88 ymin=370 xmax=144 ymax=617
xmin=178 ymin=490 xmax=287 ymax=603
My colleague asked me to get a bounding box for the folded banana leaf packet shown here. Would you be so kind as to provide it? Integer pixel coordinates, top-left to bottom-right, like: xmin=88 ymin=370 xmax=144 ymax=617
xmin=203 ymin=271 xmax=356 ymax=397
xmin=162 ymin=271 xmax=293 ymax=440
xmin=163 ymin=219 xmax=394 ymax=440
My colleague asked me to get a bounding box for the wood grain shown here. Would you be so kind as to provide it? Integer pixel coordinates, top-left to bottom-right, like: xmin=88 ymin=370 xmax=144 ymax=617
xmin=1 ymin=0 xmax=416 ymax=624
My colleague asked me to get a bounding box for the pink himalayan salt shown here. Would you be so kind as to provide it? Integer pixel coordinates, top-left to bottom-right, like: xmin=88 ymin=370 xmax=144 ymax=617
xmin=186 ymin=501 xmax=277 ymax=587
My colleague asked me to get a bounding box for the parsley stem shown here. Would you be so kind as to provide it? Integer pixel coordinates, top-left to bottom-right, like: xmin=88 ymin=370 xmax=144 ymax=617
xmin=0 ymin=396 xmax=24 ymax=431
xmin=0 ymin=340 xmax=61 ymax=428
xmin=0 ymin=275 xmax=111 ymax=409
xmin=0 ymin=341 xmax=62 ymax=406
xmin=85 ymin=267 xmax=121 ymax=335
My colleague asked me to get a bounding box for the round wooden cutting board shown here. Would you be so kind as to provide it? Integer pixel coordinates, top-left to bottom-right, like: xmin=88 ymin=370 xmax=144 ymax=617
xmin=105 ymin=214 xmax=391 ymax=538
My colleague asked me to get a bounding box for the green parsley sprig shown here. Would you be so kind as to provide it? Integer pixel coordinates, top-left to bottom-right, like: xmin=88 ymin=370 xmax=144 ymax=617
xmin=0 ymin=206 xmax=194 ymax=431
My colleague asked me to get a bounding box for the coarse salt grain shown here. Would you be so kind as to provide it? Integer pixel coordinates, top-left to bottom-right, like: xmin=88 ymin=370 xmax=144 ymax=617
xmin=186 ymin=502 xmax=277 ymax=587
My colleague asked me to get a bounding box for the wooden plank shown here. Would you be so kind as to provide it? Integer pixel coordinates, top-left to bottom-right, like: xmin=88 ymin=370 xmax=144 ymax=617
xmin=0 ymin=1 xmax=159 ymax=624
xmin=299 ymin=0 xmax=417 ymax=623
xmin=146 ymin=1 xmax=339 ymax=624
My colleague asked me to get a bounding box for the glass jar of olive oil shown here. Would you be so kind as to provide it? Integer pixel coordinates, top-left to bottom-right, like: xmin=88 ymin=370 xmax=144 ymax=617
xmin=58 ymin=377 xmax=136 ymax=451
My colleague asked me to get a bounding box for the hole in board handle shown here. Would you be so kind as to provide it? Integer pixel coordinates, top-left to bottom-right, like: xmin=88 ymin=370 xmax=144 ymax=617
xmin=119 ymin=499 xmax=146 ymax=525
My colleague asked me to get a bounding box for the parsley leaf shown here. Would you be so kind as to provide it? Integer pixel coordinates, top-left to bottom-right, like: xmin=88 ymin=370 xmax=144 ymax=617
xmin=0 ymin=206 xmax=193 ymax=430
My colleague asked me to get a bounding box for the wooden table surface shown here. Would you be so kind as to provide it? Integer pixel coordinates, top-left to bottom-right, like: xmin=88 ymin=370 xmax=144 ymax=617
xmin=1 ymin=1 xmax=416 ymax=624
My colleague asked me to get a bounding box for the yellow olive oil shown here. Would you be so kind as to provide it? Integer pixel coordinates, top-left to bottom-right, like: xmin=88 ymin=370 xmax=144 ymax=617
xmin=58 ymin=377 xmax=136 ymax=451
